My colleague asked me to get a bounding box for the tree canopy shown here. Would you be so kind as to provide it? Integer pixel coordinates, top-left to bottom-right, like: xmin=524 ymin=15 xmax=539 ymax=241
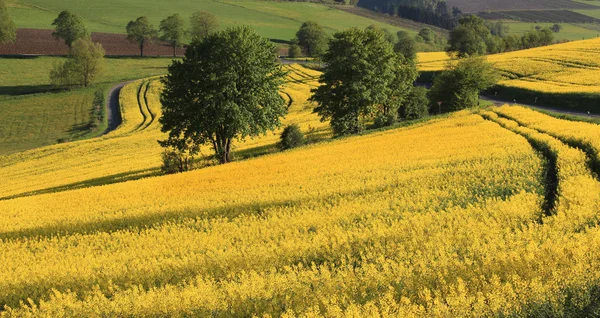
xmin=296 ymin=21 xmax=328 ymax=57
xmin=126 ymin=16 xmax=157 ymax=57
xmin=50 ymin=37 xmax=105 ymax=87
xmin=159 ymin=14 xmax=185 ymax=56
xmin=0 ymin=0 xmax=16 ymax=44
xmin=159 ymin=26 xmax=286 ymax=164
xmin=447 ymin=15 xmax=490 ymax=58
xmin=429 ymin=57 xmax=499 ymax=111
xmin=51 ymin=10 xmax=88 ymax=48
xmin=189 ymin=11 xmax=219 ymax=42
xmin=310 ymin=27 xmax=417 ymax=135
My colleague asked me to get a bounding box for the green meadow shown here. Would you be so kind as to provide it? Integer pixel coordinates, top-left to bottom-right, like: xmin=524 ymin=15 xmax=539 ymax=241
xmin=7 ymin=0 xmax=412 ymax=41
xmin=0 ymin=57 xmax=174 ymax=154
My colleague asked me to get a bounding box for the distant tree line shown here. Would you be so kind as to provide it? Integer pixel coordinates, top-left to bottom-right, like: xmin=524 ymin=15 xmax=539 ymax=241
xmin=126 ymin=11 xmax=219 ymax=57
xmin=357 ymin=0 xmax=463 ymax=30
xmin=448 ymin=15 xmax=555 ymax=57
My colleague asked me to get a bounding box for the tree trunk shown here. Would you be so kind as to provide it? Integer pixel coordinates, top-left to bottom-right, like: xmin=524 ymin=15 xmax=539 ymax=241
xmin=173 ymin=43 xmax=176 ymax=57
xmin=140 ymin=41 xmax=144 ymax=57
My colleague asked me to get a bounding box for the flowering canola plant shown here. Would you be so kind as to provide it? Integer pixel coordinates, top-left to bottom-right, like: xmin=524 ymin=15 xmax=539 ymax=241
xmin=418 ymin=37 xmax=600 ymax=94
xmin=0 ymin=65 xmax=328 ymax=200
xmin=3 ymin=106 xmax=600 ymax=316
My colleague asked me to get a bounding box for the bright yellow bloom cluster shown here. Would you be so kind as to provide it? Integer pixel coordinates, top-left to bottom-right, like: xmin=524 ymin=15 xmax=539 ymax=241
xmin=418 ymin=37 xmax=600 ymax=94
xmin=0 ymin=65 xmax=328 ymax=200
xmin=5 ymin=109 xmax=596 ymax=316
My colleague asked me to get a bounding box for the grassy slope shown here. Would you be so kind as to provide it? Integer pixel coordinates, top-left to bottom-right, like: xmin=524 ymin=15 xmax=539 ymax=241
xmin=8 ymin=0 xmax=410 ymax=41
xmin=504 ymin=21 xmax=600 ymax=41
xmin=0 ymin=57 xmax=173 ymax=155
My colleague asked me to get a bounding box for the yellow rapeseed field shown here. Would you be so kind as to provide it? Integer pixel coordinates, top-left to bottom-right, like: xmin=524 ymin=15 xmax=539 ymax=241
xmin=2 ymin=62 xmax=600 ymax=316
xmin=0 ymin=65 xmax=328 ymax=200
xmin=418 ymin=37 xmax=600 ymax=94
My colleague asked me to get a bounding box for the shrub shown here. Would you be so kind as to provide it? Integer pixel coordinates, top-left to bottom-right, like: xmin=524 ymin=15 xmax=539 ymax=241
xmin=400 ymin=86 xmax=429 ymax=120
xmin=279 ymin=124 xmax=305 ymax=150
xmin=373 ymin=113 xmax=397 ymax=128
xmin=161 ymin=150 xmax=194 ymax=174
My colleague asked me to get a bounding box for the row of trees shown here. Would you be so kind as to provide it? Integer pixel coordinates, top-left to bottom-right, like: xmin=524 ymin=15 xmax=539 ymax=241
xmin=159 ymin=23 xmax=502 ymax=169
xmin=42 ymin=10 xmax=219 ymax=57
xmin=357 ymin=0 xmax=462 ymax=30
xmin=126 ymin=12 xmax=218 ymax=57
xmin=287 ymin=21 xmax=445 ymax=59
xmin=448 ymin=15 xmax=556 ymax=57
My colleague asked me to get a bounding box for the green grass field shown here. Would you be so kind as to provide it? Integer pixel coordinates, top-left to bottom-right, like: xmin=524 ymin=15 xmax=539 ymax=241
xmin=0 ymin=57 xmax=174 ymax=155
xmin=504 ymin=21 xmax=600 ymax=41
xmin=7 ymin=0 xmax=411 ymax=41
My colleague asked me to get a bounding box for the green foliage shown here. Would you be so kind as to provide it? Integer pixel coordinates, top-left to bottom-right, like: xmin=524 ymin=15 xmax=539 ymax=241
xmin=395 ymin=30 xmax=417 ymax=61
xmin=287 ymin=39 xmax=302 ymax=58
xmin=0 ymin=0 xmax=16 ymax=44
xmin=418 ymin=27 xmax=435 ymax=42
xmin=159 ymin=26 xmax=286 ymax=164
xmin=400 ymin=86 xmax=429 ymax=120
xmin=310 ymin=27 xmax=417 ymax=135
xmin=279 ymin=124 xmax=305 ymax=150
xmin=296 ymin=21 xmax=328 ymax=57
xmin=159 ymin=14 xmax=185 ymax=57
xmin=522 ymin=27 xmax=554 ymax=49
xmin=189 ymin=11 xmax=219 ymax=42
xmin=429 ymin=57 xmax=500 ymax=111
xmin=161 ymin=149 xmax=194 ymax=174
xmin=550 ymin=23 xmax=562 ymax=33
xmin=126 ymin=16 xmax=157 ymax=57
xmin=448 ymin=15 xmax=491 ymax=58
xmin=50 ymin=37 xmax=105 ymax=87
xmin=487 ymin=21 xmax=509 ymax=37
xmin=51 ymin=10 xmax=88 ymax=48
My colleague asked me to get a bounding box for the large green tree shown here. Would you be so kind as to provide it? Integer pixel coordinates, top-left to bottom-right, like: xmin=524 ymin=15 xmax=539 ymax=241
xmin=50 ymin=37 xmax=105 ymax=87
xmin=159 ymin=14 xmax=185 ymax=57
xmin=429 ymin=57 xmax=499 ymax=111
xmin=448 ymin=15 xmax=491 ymax=58
xmin=189 ymin=11 xmax=219 ymax=42
xmin=51 ymin=10 xmax=88 ymax=48
xmin=126 ymin=16 xmax=157 ymax=57
xmin=296 ymin=21 xmax=328 ymax=57
xmin=0 ymin=0 xmax=16 ymax=44
xmin=310 ymin=27 xmax=417 ymax=135
xmin=159 ymin=26 xmax=286 ymax=164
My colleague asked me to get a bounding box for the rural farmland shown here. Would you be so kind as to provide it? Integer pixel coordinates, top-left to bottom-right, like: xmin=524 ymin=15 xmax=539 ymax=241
xmin=3 ymin=0 xmax=600 ymax=316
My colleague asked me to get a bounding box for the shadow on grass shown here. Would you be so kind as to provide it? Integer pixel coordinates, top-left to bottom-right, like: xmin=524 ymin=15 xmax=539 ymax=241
xmin=0 ymin=85 xmax=64 ymax=96
xmin=0 ymin=168 xmax=161 ymax=202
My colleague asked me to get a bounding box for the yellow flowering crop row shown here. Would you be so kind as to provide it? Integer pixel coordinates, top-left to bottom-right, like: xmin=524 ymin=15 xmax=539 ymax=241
xmin=417 ymin=38 xmax=600 ymax=94
xmin=480 ymin=109 xmax=600 ymax=232
xmin=0 ymin=65 xmax=328 ymax=199
xmin=1 ymin=112 xmax=563 ymax=316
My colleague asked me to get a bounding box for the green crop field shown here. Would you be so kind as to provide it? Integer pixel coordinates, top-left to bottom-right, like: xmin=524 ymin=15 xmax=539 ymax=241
xmin=504 ymin=21 xmax=600 ymax=41
xmin=0 ymin=57 xmax=174 ymax=154
xmin=6 ymin=0 xmax=412 ymax=41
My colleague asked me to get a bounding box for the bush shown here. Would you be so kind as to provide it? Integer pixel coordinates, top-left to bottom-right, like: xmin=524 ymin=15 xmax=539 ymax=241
xmin=161 ymin=150 xmax=194 ymax=174
xmin=279 ymin=124 xmax=305 ymax=150
xmin=400 ymin=86 xmax=429 ymax=120
xmin=288 ymin=42 xmax=302 ymax=58
xmin=373 ymin=113 xmax=397 ymax=128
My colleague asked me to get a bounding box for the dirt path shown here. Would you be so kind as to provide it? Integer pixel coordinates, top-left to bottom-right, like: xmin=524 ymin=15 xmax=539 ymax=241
xmin=103 ymin=82 xmax=129 ymax=135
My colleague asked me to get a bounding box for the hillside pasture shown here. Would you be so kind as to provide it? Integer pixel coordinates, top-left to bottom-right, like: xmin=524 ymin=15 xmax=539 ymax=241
xmin=478 ymin=9 xmax=600 ymax=23
xmin=447 ymin=0 xmax=596 ymax=13
xmin=6 ymin=0 xmax=410 ymax=42
xmin=0 ymin=29 xmax=185 ymax=57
